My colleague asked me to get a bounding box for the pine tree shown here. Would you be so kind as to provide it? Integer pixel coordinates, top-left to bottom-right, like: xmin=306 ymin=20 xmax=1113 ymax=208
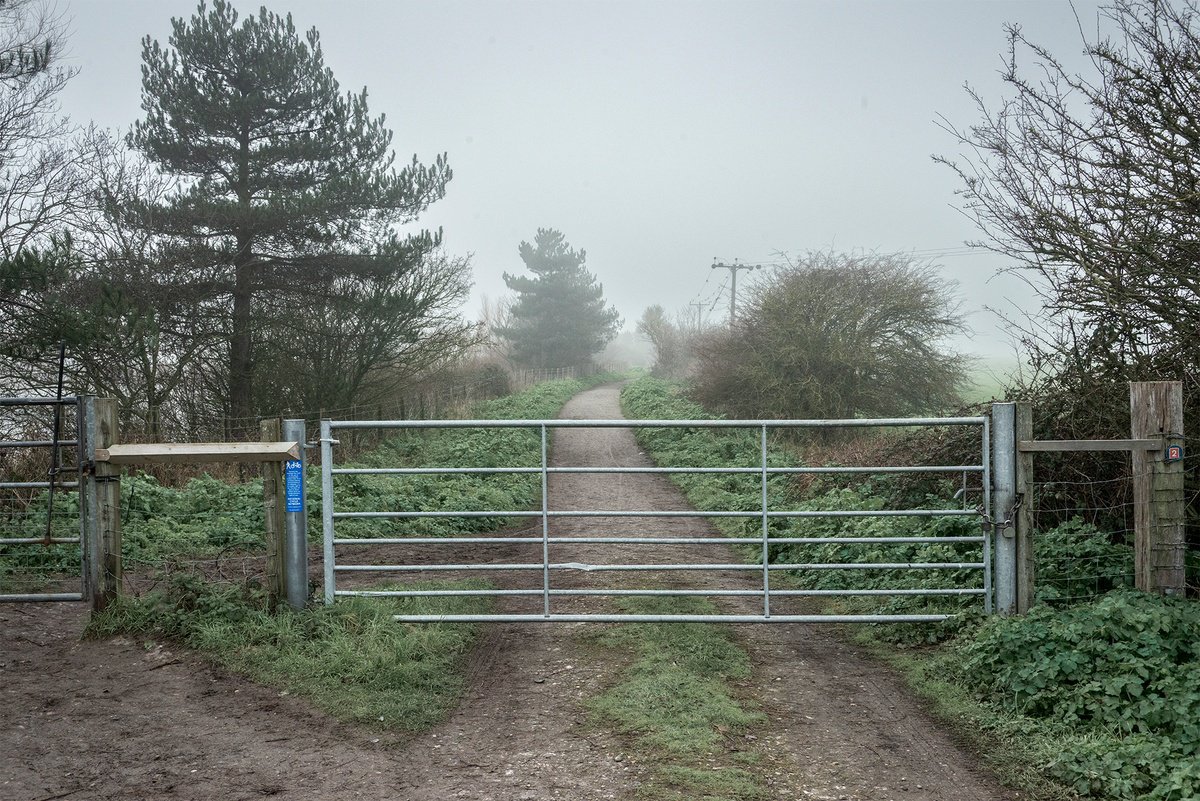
xmin=127 ymin=0 xmax=454 ymax=431
xmin=500 ymin=229 xmax=620 ymax=369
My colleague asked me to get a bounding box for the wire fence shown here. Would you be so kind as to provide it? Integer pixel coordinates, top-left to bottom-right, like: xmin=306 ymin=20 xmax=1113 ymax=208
xmin=1026 ymin=446 xmax=1200 ymax=604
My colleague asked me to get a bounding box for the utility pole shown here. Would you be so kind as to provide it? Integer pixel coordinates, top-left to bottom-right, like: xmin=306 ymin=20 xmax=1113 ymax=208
xmin=687 ymin=301 xmax=706 ymax=332
xmin=711 ymin=259 xmax=760 ymax=325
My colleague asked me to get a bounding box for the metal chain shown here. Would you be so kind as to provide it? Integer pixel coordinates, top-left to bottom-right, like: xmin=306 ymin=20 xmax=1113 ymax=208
xmin=977 ymin=493 xmax=1024 ymax=536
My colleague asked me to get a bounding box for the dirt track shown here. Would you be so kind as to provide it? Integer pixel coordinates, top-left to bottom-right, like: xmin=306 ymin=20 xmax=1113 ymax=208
xmin=0 ymin=383 xmax=1013 ymax=801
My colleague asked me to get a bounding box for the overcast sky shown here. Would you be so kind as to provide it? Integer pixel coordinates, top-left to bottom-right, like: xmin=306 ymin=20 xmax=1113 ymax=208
xmin=56 ymin=0 xmax=1109 ymax=361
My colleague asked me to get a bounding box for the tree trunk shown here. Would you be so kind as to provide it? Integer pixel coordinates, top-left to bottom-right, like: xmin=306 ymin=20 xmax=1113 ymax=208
xmin=229 ymin=240 xmax=254 ymax=439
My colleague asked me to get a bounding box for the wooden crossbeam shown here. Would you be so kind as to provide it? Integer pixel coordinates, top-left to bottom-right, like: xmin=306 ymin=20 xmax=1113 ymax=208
xmin=95 ymin=441 xmax=300 ymax=464
xmin=1017 ymin=438 xmax=1161 ymax=453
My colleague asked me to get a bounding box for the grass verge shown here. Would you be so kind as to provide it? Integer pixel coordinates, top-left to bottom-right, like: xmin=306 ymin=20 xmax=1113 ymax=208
xmin=88 ymin=573 xmax=490 ymax=732
xmin=859 ymin=637 xmax=1083 ymax=801
xmin=584 ymin=596 xmax=770 ymax=801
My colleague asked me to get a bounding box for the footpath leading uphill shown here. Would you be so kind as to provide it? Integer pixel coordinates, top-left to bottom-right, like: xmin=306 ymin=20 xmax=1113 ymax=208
xmin=0 ymin=383 xmax=1011 ymax=801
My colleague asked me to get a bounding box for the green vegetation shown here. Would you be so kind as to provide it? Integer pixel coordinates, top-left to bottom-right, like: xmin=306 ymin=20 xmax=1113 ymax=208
xmin=88 ymin=573 xmax=487 ymax=731
xmin=958 ymin=592 xmax=1200 ymax=799
xmin=621 ymin=374 xmax=1200 ymax=801
xmin=586 ymin=597 xmax=769 ymax=801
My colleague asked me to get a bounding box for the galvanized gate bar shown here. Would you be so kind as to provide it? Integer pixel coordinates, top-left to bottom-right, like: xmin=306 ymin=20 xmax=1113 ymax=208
xmin=319 ymin=415 xmax=991 ymax=622
xmin=331 ymin=465 xmax=983 ymax=475
xmin=331 ymin=535 xmax=985 ymax=545
xmin=331 ymin=417 xmax=987 ymax=429
xmin=333 ymin=509 xmax=978 ymax=519
xmin=335 ymin=561 xmax=984 ymax=572
xmin=389 ymin=613 xmax=955 ymax=623
xmin=338 ymin=587 xmax=985 ymax=598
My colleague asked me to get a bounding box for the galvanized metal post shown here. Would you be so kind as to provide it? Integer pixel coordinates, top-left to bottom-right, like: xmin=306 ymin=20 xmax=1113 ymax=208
xmin=282 ymin=419 xmax=308 ymax=609
xmin=320 ymin=420 xmax=335 ymax=605
xmin=760 ymin=425 xmax=770 ymax=617
xmin=991 ymin=403 xmax=1017 ymax=615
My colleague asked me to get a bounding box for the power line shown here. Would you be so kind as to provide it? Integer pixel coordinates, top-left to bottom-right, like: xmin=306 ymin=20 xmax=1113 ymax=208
xmin=711 ymin=259 xmax=763 ymax=324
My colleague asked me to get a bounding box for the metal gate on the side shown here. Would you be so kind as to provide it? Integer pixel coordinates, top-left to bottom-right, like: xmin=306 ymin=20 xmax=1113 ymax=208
xmin=319 ymin=416 xmax=991 ymax=623
xmin=0 ymin=396 xmax=86 ymax=603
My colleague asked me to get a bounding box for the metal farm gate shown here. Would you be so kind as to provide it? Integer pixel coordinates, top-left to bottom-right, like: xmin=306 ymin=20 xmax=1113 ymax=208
xmin=319 ymin=416 xmax=992 ymax=623
xmin=0 ymin=396 xmax=87 ymax=603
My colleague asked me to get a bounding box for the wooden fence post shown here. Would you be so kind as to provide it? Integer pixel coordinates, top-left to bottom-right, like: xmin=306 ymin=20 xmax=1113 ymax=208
xmin=1130 ymin=381 xmax=1185 ymax=595
xmin=1014 ymin=402 xmax=1035 ymax=613
xmin=261 ymin=417 xmax=286 ymax=609
xmin=82 ymin=397 xmax=121 ymax=612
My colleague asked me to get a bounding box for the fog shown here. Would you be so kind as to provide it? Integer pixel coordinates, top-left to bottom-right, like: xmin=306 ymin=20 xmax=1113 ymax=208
xmin=59 ymin=0 xmax=1108 ymax=362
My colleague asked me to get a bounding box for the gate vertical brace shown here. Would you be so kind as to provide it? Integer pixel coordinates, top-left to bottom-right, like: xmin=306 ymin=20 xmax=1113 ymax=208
xmin=261 ymin=417 xmax=286 ymax=609
xmin=1014 ymin=402 xmax=1035 ymax=613
xmin=320 ymin=420 xmax=335 ymax=605
xmin=81 ymin=396 xmax=121 ymax=612
xmin=760 ymin=424 xmax=770 ymax=618
xmin=540 ymin=424 xmax=550 ymax=618
xmin=991 ymin=403 xmax=1017 ymax=615
xmin=283 ymin=419 xmax=308 ymax=609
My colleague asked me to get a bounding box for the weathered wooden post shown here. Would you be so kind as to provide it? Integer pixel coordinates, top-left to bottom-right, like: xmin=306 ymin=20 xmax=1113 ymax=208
xmin=260 ymin=417 xmax=286 ymax=609
xmin=1014 ymin=402 xmax=1035 ymax=614
xmin=81 ymin=396 xmax=121 ymax=611
xmin=1129 ymin=381 xmax=1186 ymax=595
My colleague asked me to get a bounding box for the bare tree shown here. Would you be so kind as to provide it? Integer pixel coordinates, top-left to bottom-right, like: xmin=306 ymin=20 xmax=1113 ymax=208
xmin=636 ymin=304 xmax=692 ymax=378
xmin=937 ymin=0 xmax=1200 ymax=389
xmin=0 ymin=0 xmax=82 ymax=256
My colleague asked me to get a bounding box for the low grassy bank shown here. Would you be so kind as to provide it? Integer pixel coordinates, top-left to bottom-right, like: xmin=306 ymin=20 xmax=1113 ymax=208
xmin=89 ymin=574 xmax=490 ymax=731
xmin=584 ymin=597 xmax=770 ymax=801
xmin=618 ymin=375 xmax=1200 ymax=801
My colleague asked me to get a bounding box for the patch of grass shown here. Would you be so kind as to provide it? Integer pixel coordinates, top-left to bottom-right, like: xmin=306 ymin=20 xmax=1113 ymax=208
xmin=862 ymin=637 xmax=1084 ymax=801
xmin=585 ymin=596 xmax=769 ymax=800
xmin=88 ymin=573 xmax=489 ymax=732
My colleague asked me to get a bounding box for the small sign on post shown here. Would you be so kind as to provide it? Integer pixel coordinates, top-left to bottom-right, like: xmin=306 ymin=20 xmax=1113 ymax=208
xmin=1165 ymin=444 xmax=1184 ymax=463
xmin=284 ymin=459 xmax=304 ymax=512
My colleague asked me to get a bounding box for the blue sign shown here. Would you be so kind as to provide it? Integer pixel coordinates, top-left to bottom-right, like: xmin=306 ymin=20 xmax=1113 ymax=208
xmin=1166 ymin=444 xmax=1184 ymax=463
xmin=285 ymin=459 xmax=304 ymax=512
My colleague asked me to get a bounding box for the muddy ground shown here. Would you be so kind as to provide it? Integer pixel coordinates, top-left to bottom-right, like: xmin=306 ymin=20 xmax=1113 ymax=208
xmin=0 ymin=383 xmax=1014 ymax=801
